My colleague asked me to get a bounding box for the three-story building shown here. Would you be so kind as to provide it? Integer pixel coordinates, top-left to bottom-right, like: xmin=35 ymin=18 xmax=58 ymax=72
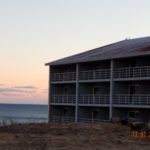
xmin=46 ymin=37 xmax=150 ymax=123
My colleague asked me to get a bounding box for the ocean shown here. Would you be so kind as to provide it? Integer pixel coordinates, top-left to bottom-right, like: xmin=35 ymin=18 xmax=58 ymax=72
xmin=0 ymin=104 xmax=48 ymax=124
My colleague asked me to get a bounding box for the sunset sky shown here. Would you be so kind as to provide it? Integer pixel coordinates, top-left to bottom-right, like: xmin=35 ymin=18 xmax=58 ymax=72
xmin=0 ymin=0 xmax=150 ymax=104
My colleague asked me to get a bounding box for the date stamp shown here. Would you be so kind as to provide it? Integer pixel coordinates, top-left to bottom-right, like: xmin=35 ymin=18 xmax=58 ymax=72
xmin=132 ymin=131 xmax=150 ymax=138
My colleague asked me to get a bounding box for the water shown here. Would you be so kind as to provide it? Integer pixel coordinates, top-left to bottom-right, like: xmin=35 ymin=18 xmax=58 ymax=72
xmin=0 ymin=104 xmax=48 ymax=124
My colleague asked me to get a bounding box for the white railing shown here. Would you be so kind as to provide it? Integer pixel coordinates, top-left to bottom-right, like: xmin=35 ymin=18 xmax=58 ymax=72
xmin=51 ymin=72 xmax=76 ymax=82
xmin=51 ymin=116 xmax=109 ymax=123
xmin=78 ymin=118 xmax=109 ymax=123
xmin=51 ymin=95 xmax=76 ymax=104
xmin=79 ymin=95 xmax=110 ymax=104
xmin=114 ymin=95 xmax=150 ymax=105
xmin=80 ymin=69 xmax=110 ymax=80
xmin=51 ymin=116 xmax=75 ymax=123
xmin=115 ymin=66 xmax=150 ymax=79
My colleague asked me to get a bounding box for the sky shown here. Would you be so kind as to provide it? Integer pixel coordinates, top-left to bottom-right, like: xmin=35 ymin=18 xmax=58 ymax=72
xmin=0 ymin=0 xmax=150 ymax=104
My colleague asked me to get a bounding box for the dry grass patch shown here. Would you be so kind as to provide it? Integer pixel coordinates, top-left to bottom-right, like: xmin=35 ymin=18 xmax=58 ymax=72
xmin=0 ymin=123 xmax=149 ymax=150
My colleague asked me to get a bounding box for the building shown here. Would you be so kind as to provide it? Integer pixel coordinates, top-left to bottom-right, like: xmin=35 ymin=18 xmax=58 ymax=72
xmin=46 ymin=37 xmax=150 ymax=123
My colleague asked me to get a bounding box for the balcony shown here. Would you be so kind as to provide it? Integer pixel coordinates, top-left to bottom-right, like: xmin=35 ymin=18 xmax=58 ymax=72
xmin=114 ymin=66 xmax=150 ymax=79
xmin=79 ymin=95 xmax=110 ymax=105
xmin=51 ymin=95 xmax=76 ymax=104
xmin=50 ymin=116 xmax=108 ymax=123
xmin=51 ymin=116 xmax=75 ymax=123
xmin=51 ymin=72 xmax=76 ymax=82
xmin=114 ymin=95 xmax=150 ymax=106
xmin=80 ymin=69 xmax=110 ymax=81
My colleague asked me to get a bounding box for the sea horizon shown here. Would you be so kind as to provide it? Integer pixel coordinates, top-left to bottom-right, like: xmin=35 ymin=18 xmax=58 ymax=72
xmin=0 ymin=103 xmax=48 ymax=124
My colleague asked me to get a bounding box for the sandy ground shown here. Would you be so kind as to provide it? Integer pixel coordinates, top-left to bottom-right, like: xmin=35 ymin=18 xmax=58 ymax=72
xmin=0 ymin=123 xmax=149 ymax=150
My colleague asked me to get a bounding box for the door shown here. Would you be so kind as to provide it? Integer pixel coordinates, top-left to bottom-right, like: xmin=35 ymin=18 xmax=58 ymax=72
xmin=128 ymin=85 xmax=138 ymax=104
xmin=93 ymin=87 xmax=100 ymax=104
xmin=92 ymin=109 xmax=99 ymax=120
xmin=63 ymin=87 xmax=68 ymax=103
xmin=63 ymin=87 xmax=68 ymax=95
xmin=129 ymin=60 xmax=136 ymax=77
xmin=93 ymin=64 xmax=100 ymax=79
xmin=63 ymin=108 xmax=68 ymax=117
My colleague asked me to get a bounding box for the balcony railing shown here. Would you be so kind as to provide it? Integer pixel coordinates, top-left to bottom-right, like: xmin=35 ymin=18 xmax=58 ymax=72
xmin=114 ymin=66 xmax=150 ymax=79
xmin=78 ymin=118 xmax=109 ymax=123
xmin=79 ymin=95 xmax=110 ymax=105
xmin=51 ymin=72 xmax=76 ymax=82
xmin=80 ymin=69 xmax=110 ymax=80
xmin=51 ymin=116 xmax=75 ymax=123
xmin=51 ymin=95 xmax=76 ymax=104
xmin=50 ymin=116 xmax=108 ymax=123
xmin=114 ymin=95 xmax=150 ymax=105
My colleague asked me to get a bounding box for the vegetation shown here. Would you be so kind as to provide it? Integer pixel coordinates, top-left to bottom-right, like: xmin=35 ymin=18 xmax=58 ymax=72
xmin=0 ymin=122 xmax=149 ymax=150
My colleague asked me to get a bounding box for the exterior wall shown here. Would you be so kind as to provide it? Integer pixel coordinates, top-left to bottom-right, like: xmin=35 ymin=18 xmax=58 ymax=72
xmin=114 ymin=81 xmax=150 ymax=94
xmin=79 ymin=106 xmax=109 ymax=120
xmin=51 ymin=84 xmax=76 ymax=95
xmin=79 ymin=83 xmax=110 ymax=95
xmin=114 ymin=56 xmax=150 ymax=68
xmin=51 ymin=64 xmax=76 ymax=73
xmin=79 ymin=60 xmax=110 ymax=71
xmin=113 ymin=108 xmax=150 ymax=122
xmin=51 ymin=106 xmax=75 ymax=117
xmin=48 ymin=55 xmax=150 ymax=123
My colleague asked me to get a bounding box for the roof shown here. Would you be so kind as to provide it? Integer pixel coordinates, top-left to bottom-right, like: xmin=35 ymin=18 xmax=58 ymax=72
xmin=46 ymin=36 xmax=150 ymax=66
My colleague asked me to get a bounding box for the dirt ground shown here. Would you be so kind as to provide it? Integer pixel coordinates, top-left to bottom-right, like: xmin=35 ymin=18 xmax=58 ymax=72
xmin=0 ymin=123 xmax=149 ymax=150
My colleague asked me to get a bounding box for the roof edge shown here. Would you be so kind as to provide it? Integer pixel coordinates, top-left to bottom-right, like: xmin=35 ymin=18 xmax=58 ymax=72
xmin=45 ymin=36 xmax=150 ymax=66
xmin=45 ymin=51 xmax=150 ymax=66
xmin=45 ymin=39 xmax=125 ymax=66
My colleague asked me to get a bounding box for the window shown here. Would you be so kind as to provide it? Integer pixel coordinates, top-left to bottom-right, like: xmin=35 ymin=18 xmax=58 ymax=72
xmin=93 ymin=86 xmax=100 ymax=96
xmin=129 ymin=60 xmax=136 ymax=68
xmin=128 ymin=111 xmax=139 ymax=119
xmin=93 ymin=64 xmax=100 ymax=70
xmin=129 ymin=85 xmax=137 ymax=95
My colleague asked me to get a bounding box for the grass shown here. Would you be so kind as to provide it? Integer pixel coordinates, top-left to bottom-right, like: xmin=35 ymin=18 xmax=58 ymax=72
xmin=0 ymin=122 xmax=149 ymax=150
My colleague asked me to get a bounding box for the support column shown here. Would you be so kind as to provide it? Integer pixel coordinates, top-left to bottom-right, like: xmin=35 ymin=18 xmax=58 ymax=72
xmin=109 ymin=60 xmax=114 ymax=122
xmin=75 ymin=64 xmax=79 ymax=122
xmin=48 ymin=65 xmax=51 ymax=123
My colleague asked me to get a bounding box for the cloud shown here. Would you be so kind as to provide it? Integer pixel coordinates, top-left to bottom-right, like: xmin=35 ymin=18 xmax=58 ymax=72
xmin=0 ymin=87 xmax=36 ymax=94
xmin=0 ymin=84 xmax=39 ymax=98
xmin=1 ymin=93 xmax=21 ymax=96
xmin=13 ymin=86 xmax=38 ymax=89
